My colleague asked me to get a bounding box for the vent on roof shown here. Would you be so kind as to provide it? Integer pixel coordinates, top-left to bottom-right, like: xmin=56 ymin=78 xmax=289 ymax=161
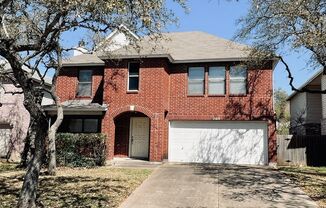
xmin=73 ymin=40 xmax=88 ymax=56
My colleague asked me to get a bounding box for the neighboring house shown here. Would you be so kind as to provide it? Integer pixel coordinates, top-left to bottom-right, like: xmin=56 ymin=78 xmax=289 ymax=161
xmin=45 ymin=28 xmax=277 ymax=165
xmin=287 ymin=70 xmax=324 ymax=135
xmin=0 ymin=61 xmax=53 ymax=161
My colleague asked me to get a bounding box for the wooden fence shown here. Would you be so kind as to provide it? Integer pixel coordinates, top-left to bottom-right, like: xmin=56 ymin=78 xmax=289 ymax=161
xmin=277 ymin=135 xmax=326 ymax=166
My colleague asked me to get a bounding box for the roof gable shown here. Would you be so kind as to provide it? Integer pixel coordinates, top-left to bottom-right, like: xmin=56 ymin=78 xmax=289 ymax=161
xmin=98 ymin=31 xmax=251 ymax=63
xmin=287 ymin=69 xmax=323 ymax=100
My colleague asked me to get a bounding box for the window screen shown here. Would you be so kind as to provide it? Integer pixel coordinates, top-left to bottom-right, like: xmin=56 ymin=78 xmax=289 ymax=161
xmin=230 ymin=66 xmax=247 ymax=95
xmin=77 ymin=70 xmax=92 ymax=96
xmin=188 ymin=67 xmax=205 ymax=95
xmin=208 ymin=66 xmax=225 ymax=95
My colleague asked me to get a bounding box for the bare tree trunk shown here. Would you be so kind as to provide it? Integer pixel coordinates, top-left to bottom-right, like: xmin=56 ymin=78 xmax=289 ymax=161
xmin=17 ymin=115 xmax=47 ymax=208
xmin=47 ymin=47 xmax=64 ymax=176
xmin=18 ymin=119 xmax=34 ymax=168
xmin=47 ymin=104 xmax=63 ymax=175
xmin=19 ymin=135 xmax=31 ymax=168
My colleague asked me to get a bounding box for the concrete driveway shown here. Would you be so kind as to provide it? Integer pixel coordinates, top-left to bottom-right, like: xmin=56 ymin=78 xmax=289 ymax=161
xmin=119 ymin=163 xmax=318 ymax=208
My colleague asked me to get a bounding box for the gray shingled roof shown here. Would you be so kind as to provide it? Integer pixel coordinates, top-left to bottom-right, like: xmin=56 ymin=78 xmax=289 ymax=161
xmin=62 ymin=54 xmax=105 ymax=66
xmin=286 ymin=69 xmax=323 ymax=101
xmin=1 ymin=60 xmax=52 ymax=86
xmin=44 ymin=99 xmax=107 ymax=112
xmin=63 ymin=31 xmax=251 ymax=66
xmin=98 ymin=31 xmax=250 ymax=63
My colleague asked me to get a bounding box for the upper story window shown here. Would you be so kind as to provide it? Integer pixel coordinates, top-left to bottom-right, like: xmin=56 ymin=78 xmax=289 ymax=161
xmin=230 ymin=65 xmax=247 ymax=95
xmin=77 ymin=70 xmax=92 ymax=97
xmin=188 ymin=67 xmax=205 ymax=95
xmin=128 ymin=63 xmax=140 ymax=91
xmin=208 ymin=66 xmax=226 ymax=95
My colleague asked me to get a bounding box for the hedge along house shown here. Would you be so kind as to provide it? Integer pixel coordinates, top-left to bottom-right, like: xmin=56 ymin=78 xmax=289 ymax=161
xmin=46 ymin=26 xmax=277 ymax=165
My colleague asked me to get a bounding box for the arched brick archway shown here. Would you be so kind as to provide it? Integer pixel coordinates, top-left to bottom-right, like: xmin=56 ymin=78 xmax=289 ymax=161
xmin=104 ymin=105 xmax=164 ymax=161
xmin=110 ymin=105 xmax=154 ymax=120
xmin=113 ymin=111 xmax=150 ymax=159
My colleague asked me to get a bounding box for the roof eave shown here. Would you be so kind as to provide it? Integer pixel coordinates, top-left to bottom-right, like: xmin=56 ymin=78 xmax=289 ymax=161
xmin=286 ymin=69 xmax=323 ymax=101
xmin=62 ymin=62 xmax=105 ymax=67
xmin=98 ymin=54 xmax=174 ymax=63
xmin=44 ymin=107 xmax=107 ymax=116
xmin=98 ymin=54 xmax=256 ymax=64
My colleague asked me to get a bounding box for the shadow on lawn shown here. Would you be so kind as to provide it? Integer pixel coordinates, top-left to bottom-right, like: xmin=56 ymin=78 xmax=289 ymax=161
xmin=0 ymin=174 xmax=130 ymax=208
xmin=279 ymin=167 xmax=326 ymax=206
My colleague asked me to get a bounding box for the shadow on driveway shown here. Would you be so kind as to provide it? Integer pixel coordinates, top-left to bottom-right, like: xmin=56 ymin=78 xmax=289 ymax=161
xmin=192 ymin=164 xmax=318 ymax=208
xmin=120 ymin=163 xmax=318 ymax=208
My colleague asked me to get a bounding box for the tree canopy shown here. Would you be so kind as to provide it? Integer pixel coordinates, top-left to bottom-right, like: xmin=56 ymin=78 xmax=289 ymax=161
xmin=0 ymin=0 xmax=186 ymax=207
xmin=236 ymin=0 xmax=326 ymax=92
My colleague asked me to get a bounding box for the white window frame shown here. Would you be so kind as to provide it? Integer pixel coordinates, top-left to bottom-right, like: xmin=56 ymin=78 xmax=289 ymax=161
xmin=208 ymin=66 xmax=226 ymax=95
xmin=229 ymin=65 xmax=247 ymax=95
xmin=188 ymin=67 xmax=205 ymax=95
xmin=77 ymin=69 xmax=92 ymax=97
xmin=127 ymin=62 xmax=140 ymax=92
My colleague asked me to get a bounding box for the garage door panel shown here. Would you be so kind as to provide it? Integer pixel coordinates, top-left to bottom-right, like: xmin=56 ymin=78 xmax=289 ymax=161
xmin=169 ymin=121 xmax=267 ymax=165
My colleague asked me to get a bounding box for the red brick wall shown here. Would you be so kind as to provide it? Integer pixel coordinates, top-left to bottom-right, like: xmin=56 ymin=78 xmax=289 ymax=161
xmin=56 ymin=66 xmax=104 ymax=102
xmin=168 ymin=63 xmax=276 ymax=162
xmin=57 ymin=59 xmax=276 ymax=163
xmin=102 ymin=59 xmax=170 ymax=161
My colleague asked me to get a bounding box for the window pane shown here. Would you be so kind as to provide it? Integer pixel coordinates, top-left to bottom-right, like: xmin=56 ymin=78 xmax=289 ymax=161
xmin=83 ymin=119 xmax=99 ymax=133
xmin=188 ymin=81 xmax=204 ymax=95
xmin=129 ymin=77 xmax=139 ymax=91
xmin=189 ymin=67 xmax=204 ymax=80
xmin=79 ymin=70 xmax=92 ymax=82
xmin=230 ymin=80 xmax=246 ymax=94
xmin=230 ymin=66 xmax=247 ymax=78
xmin=77 ymin=83 xmax=92 ymax=96
xmin=69 ymin=119 xmax=83 ymax=133
xmin=209 ymin=81 xmax=225 ymax=95
xmin=209 ymin=67 xmax=225 ymax=79
xmin=129 ymin=63 xmax=140 ymax=75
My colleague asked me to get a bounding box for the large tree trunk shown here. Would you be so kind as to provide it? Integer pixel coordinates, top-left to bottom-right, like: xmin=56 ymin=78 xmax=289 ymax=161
xmin=47 ymin=104 xmax=63 ymax=175
xmin=18 ymin=119 xmax=34 ymax=168
xmin=17 ymin=115 xmax=47 ymax=208
xmin=47 ymin=47 xmax=64 ymax=176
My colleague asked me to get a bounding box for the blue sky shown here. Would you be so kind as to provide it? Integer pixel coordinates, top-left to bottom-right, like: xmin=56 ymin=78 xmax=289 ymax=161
xmin=166 ymin=0 xmax=319 ymax=95
xmin=62 ymin=0 xmax=319 ymax=95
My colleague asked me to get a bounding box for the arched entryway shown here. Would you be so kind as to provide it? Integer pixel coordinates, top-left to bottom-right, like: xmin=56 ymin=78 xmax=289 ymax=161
xmin=114 ymin=111 xmax=150 ymax=160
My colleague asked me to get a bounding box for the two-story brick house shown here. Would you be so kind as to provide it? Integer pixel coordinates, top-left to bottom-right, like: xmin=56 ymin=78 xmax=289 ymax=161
xmin=48 ymin=30 xmax=277 ymax=165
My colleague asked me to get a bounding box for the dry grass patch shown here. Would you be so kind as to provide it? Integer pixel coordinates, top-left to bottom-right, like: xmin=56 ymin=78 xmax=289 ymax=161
xmin=0 ymin=166 xmax=153 ymax=208
xmin=279 ymin=166 xmax=326 ymax=208
xmin=0 ymin=161 xmax=21 ymax=173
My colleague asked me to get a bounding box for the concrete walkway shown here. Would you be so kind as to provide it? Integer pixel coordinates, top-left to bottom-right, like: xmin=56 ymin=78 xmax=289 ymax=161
xmin=108 ymin=158 xmax=162 ymax=168
xmin=119 ymin=163 xmax=318 ymax=208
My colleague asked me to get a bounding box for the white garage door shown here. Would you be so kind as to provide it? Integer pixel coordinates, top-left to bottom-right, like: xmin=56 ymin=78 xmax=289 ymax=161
xmin=169 ymin=121 xmax=268 ymax=165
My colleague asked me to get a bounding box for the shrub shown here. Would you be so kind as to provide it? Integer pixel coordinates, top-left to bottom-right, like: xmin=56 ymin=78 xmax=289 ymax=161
xmin=56 ymin=133 xmax=106 ymax=167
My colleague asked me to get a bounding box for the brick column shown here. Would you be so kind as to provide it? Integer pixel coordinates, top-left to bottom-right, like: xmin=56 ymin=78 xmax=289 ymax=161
xmin=149 ymin=113 xmax=165 ymax=161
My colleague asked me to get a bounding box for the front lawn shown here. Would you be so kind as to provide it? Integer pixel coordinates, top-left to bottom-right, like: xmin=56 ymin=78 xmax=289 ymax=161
xmin=279 ymin=166 xmax=326 ymax=207
xmin=0 ymin=164 xmax=152 ymax=208
xmin=0 ymin=160 xmax=20 ymax=173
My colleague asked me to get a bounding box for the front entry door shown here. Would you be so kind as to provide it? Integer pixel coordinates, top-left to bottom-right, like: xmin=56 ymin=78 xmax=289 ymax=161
xmin=130 ymin=117 xmax=150 ymax=159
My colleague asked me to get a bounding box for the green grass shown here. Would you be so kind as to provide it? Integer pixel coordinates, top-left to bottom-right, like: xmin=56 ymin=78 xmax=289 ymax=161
xmin=279 ymin=166 xmax=326 ymax=207
xmin=0 ymin=161 xmax=20 ymax=173
xmin=0 ymin=166 xmax=153 ymax=208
